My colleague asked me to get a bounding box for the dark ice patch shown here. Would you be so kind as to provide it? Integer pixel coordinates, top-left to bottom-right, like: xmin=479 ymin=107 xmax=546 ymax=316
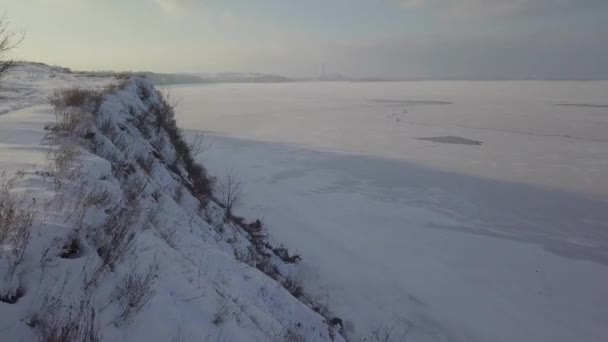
xmin=556 ymin=103 xmax=608 ymax=108
xmin=416 ymin=136 xmax=483 ymax=145
xmin=369 ymin=99 xmax=453 ymax=106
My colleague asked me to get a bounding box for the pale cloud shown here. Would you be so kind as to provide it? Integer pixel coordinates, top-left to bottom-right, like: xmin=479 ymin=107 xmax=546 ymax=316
xmin=154 ymin=0 xmax=196 ymax=13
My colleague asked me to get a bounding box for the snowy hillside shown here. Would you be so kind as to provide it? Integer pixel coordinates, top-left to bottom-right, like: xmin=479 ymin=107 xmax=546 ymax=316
xmin=0 ymin=64 xmax=343 ymax=341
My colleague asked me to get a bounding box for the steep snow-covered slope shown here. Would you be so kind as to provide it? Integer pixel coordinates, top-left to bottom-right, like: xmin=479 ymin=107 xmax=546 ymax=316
xmin=0 ymin=64 xmax=343 ymax=341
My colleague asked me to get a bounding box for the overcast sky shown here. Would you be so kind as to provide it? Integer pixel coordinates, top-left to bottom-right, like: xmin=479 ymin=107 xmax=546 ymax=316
xmin=3 ymin=0 xmax=608 ymax=79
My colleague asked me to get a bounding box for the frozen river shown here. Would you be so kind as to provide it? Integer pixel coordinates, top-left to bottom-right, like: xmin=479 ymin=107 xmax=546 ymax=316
xmin=174 ymin=81 xmax=608 ymax=342
xmin=174 ymin=81 xmax=608 ymax=199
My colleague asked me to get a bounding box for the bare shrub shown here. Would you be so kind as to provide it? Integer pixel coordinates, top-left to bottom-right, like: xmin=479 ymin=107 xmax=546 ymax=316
xmin=217 ymin=171 xmax=242 ymax=218
xmin=112 ymin=133 xmax=131 ymax=154
xmin=136 ymin=154 xmax=155 ymax=175
xmin=281 ymin=275 xmax=304 ymax=299
xmin=151 ymin=189 xmax=162 ymax=202
xmin=103 ymin=80 xmax=128 ymax=95
xmin=86 ymin=174 xmax=146 ymax=284
xmin=49 ymin=88 xmax=102 ymax=115
xmin=272 ymin=245 xmax=301 ymax=264
xmin=33 ymin=291 xmax=101 ymax=342
xmin=366 ymin=322 xmax=411 ymax=342
xmin=172 ymin=185 xmax=184 ymax=204
xmin=148 ymin=209 xmax=179 ymax=248
xmin=123 ymin=175 xmax=147 ymax=206
xmin=158 ymin=223 xmax=178 ymax=249
xmin=112 ymin=263 xmax=158 ymax=325
xmin=137 ymin=83 xmax=151 ymax=101
xmin=282 ymin=329 xmax=306 ymax=342
xmin=52 ymin=110 xmax=90 ymax=135
xmin=149 ymin=91 xmax=214 ymax=204
xmin=97 ymin=207 xmax=137 ymax=269
xmin=212 ymin=295 xmax=231 ymax=325
xmin=0 ymin=15 xmax=23 ymax=78
xmin=150 ymin=99 xmax=174 ymax=134
xmin=48 ymin=144 xmax=79 ymax=176
xmin=98 ymin=117 xmax=114 ymax=137
xmin=132 ymin=111 xmax=151 ymax=139
xmin=86 ymin=205 xmax=138 ymax=288
xmin=188 ymin=132 xmax=211 ymax=159
xmin=47 ymin=87 xmax=105 ymax=137
xmin=0 ymin=173 xmax=33 ymax=301
xmin=82 ymin=187 xmax=112 ymax=209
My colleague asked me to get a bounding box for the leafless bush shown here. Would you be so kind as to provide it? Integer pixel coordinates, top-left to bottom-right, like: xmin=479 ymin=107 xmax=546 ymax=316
xmin=123 ymin=175 xmax=147 ymax=206
xmin=51 ymin=110 xmax=90 ymax=135
xmin=158 ymin=223 xmax=179 ymax=249
xmin=48 ymin=144 xmax=80 ymax=176
xmin=86 ymin=174 xmax=146 ymax=283
xmin=172 ymin=185 xmax=184 ymax=204
xmin=98 ymin=207 xmax=137 ymax=269
xmin=0 ymin=15 xmax=23 ymax=78
xmin=98 ymin=117 xmax=114 ymax=137
xmin=281 ymin=275 xmax=304 ymax=299
xmin=150 ymin=98 xmax=174 ymax=134
xmin=82 ymin=187 xmax=112 ymax=209
xmin=136 ymin=153 xmax=155 ymax=175
xmin=103 ymin=80 xmax=128 ymax=95
xmin=49 ymin=88 xmax=102 ymax=115
xmin=151 ymin=189 xmax=162 ymax=202
xmin=188 ymin=132 xmax=211 ymax=159
xmin=132 ymin=111 xmax=152 ymax=139
xmin=112 ymin=263 xmax=158 ymax=325
xmin=137 ymin=83 xmax=151 ymax=101
xmin=111 ymin=132 xmax=132 ymax=155
xmin=366 ymin=322 xmax=411 ymax=342
xmin=86 ymin=205 xmax=138 ymax=288
xmin=272 ymin=245 xmax=301 ymax=264
xmin=33 ymin=290 xmax=101 ymax=342
xmin=218 ymin=171 xmax=242 ymax=218
xmin=0 ymin=173 xmax=33 ymax=301
xmin=282 ymin=329 xmax=306 ymax=342
xmin=212 ymin=295 xmax=231 ymax=325
xmin=149 ymin=91 xmax=214 ymax=204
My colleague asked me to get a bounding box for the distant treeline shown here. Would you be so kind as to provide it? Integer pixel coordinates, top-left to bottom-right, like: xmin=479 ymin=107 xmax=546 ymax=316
xmin=73 ymin=69 xmax=292 ymax=85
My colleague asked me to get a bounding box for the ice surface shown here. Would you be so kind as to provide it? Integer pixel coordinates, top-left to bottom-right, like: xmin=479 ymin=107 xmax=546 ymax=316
xmin=173 ymin=80 xmax=608 ymax=199
xmin=173 ymin=81 xmax=608 ymax=341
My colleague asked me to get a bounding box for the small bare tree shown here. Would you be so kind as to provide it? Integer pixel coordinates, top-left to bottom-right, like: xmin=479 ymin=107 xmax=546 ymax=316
xmin=0 ymin=15 xmax=23 ymax=78
xmin=187 ymin=132 xmax=211 ymax=159
xmin=218 ymin=171 xmax=242 ymax=219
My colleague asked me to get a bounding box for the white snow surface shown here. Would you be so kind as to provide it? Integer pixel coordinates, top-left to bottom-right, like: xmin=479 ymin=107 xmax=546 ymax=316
xmin=171 ymin=82 xmax=608 ymax=341
xmin=174 ymin=81 xmax=608 ymax=199
xmin=0 ymin=64 xmax=342 ymax=342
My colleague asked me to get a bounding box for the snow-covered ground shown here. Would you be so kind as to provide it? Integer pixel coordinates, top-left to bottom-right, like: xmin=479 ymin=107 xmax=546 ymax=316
xmin=0 ymin=64 xmax=342 ymax=342
xmin=173 ymin=81 xmax=608 ymax=341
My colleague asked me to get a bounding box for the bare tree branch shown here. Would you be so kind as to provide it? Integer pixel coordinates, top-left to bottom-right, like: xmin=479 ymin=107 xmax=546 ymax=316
xmin=188 ymin=132 xmax=212 ymax=159
xmin=0 ymin=14 xmax=24 ymax=78
xmin=218 ymin=170 xmax=242 ymax=219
